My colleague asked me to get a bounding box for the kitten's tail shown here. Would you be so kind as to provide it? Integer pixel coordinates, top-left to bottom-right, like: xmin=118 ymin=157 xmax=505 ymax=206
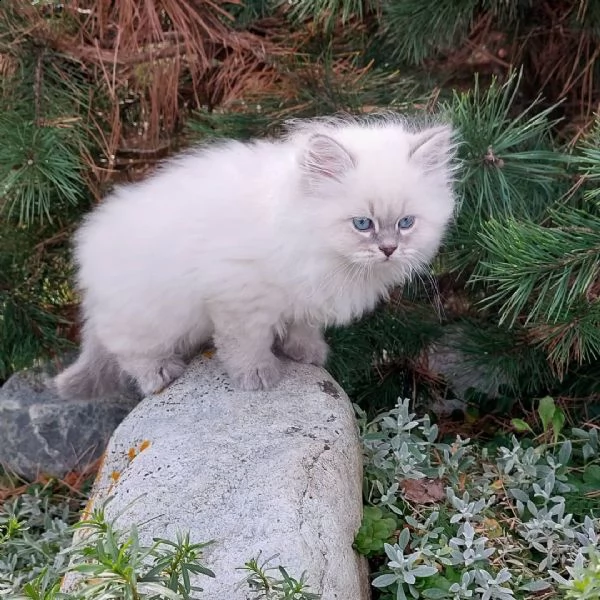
xmin=54 ymin=326 xmax=126 ymax=399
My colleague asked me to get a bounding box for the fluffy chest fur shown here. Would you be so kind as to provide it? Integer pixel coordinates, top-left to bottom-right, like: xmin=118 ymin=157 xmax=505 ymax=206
xmin=278 ymin=256 xmax=395 ymax=327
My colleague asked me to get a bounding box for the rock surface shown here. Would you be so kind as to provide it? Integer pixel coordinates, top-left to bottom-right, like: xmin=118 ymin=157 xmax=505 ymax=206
xmin=0 ymin=355 xmax=141 ymax=480
xmin=426 ymin=328 xmax=510 ymax=406
xmin=64 ymin=355 xmax=369 ymax=600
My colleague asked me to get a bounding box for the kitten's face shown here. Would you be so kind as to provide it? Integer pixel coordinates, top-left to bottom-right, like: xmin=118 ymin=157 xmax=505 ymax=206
xmin=342 ymin=212 xmax=420 ymax=266
xmin=298 ymin=125 xmax=456 ymax=278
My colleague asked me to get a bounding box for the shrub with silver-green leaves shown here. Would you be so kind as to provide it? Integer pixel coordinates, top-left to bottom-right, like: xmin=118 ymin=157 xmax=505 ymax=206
xmin=0 ymin=487 xmax=75 ymax=595
xmin=356 ymin=398 xmax=600 ymax=599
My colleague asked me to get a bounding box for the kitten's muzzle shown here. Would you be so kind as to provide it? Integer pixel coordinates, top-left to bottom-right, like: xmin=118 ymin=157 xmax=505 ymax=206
xmin=379 ymin=244 xmax=398 ymax=258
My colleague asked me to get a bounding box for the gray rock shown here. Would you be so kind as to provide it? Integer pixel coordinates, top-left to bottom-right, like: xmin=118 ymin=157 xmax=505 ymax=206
xmin=64 ymin=355 xmax=369 ymax=600
xmin=0 ymin=355 xmax=141 ymax=480
xmin=427 ymin=328 xmax=510 ymax=406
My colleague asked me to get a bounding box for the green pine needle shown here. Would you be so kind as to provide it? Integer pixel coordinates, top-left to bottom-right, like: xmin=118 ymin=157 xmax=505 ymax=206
xmin=0 ymin=115 xmax=87 ymax=224
xmin=282 ymin=0 xmax=375 ymax=31
xmin=474 ymin=211 xmax=600 ymax=327
xmin=379 ymin=0 xmax=478 ymax=64
xmin=441 ymin=72 xmax=569 ymax=273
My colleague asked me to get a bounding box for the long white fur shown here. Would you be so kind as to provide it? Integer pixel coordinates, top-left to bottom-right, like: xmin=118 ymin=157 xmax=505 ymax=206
xmin=54 ymin=114 xmax=458 ymax=397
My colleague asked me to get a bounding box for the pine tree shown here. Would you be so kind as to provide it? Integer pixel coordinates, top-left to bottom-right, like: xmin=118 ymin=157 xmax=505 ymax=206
xmin=1 ymin=0 xmax=598 ymax=419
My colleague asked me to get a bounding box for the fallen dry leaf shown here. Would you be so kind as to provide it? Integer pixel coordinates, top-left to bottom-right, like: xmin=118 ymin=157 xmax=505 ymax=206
xmin=400 ymin=478 xmax=445 ymax=504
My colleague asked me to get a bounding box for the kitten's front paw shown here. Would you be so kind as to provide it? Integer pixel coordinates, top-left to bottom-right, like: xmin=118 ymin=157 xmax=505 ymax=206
xmin=282 ymin=336 xmax=329 ymax=366
xmin=134 ymin=357 xmax=186 ymax=396
xmin=231 ymin=357 xmax=282 ymax=391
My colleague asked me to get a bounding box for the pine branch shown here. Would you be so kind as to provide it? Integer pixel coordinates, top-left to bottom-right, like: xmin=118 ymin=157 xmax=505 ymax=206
xmin=0 ymin=112 xmax=88 ymax=224
xmin=562 ymin=359 xmax=600 ymax=399
xmin=442 ymin=319 xmax=557 ymax=396
xmin=187 ymin=63 xmax=425 ymax=142
xmin=474 ymin=210 xmax=600 ymax=327
xmin=528 ymin=301 xmax=600 ymax=377
xmin=442 ymin=72 xmax=569 ymax=273
xmin=379 ymin=0 xmax=478 ymax=64
xmin=0 ymin=224 xmax=74 ymax=383
xmin=0 ymin=32 xmax=94 ymax=224
xmin=282 ymin=0 xmax=375 ymax=31
xmin=0 ymin=293 xmax=71 ymax=383
xmin=327 ymin=300 xmax=444 ymax=411
xmin=572 ymin=116 xmax=600 ymax=202
xmin=226 ymin=0 xmax=275 ymax=29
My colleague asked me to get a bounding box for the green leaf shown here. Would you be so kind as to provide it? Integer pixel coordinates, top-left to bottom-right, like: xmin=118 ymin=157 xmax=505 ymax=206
xmin=364 ymin=506 xmax=384 ymax=520
xmin=422 ymin=589 xmax=451 ymax=599
xmin=372 ymin=573 xmax=399 ymax=588
xmin=396 ymin=582 xmax=408 ymax=600
xmin=552 ymin=410 xmax=566 ymax=443
xmin=398 ymin=528 xmax=410 ymax=550
xmin=520 ymin=580 xmax=552 ymax=592
xmin=410 ymin=566 xmax=438 ymax=578
xmin=185 ymin=563 xmax=215 ymax=578
xmin=136 ymin=581 xmax=182 ymax=599
xmin=509 ymin=488 xmax=530 ymax=503
xmin=538 ymin=396 xmax=556 ymax=432
xmin=558 ymin=440 xmax=572 ymax=466
xmin=511 ymin=418 xmax=533 ymax=433
xmin=583 ymin=464 xmax=600 ymax=485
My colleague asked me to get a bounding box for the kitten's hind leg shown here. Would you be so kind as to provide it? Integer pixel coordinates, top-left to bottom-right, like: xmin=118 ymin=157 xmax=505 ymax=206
xmin=118 ymin=353 xmax=186 ymax=397
xmin=212 ymin=311 xmax=281 ymax=391
xmin=280 ymin=321 xmax=329 ymax=366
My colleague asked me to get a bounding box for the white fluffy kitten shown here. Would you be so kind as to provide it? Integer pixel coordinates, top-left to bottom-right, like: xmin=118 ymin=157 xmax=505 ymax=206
xmin=54 ymin=115 xmax=457 ymax=398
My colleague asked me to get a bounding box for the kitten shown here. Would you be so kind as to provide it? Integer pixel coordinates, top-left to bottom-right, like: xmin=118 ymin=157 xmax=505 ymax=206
xmin=54 ymin=114 xmax=457 ymax=398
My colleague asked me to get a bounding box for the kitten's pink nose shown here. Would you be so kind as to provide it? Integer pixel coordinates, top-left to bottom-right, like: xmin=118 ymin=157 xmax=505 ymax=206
xmin=379 ymin=245 xmax=398 ymax=258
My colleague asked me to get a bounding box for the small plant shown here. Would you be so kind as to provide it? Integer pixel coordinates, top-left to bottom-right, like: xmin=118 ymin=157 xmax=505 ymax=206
xmin=354 ymin=506 xmax=399 ymax=557
xmin=357 ymin=398 xmax=600 ymax=600
xmin=551 ymin=549 xmax=600 ymax=599
xmin=67 ymin=506 xmax=215 ymax=600
xmin=372 ymin=530 xmax=438 ymax=600
xmin=0 ymin=491 xmax=321 ymax=600
xmin=0 ymin=486 xmax=76 ymax=595
xmin=512 ymin=396 xmax=566 ymax=444
xmin=239 ymin=553 xmax=320 ymax=600
xmin=3 ymin=500 xmax=216 ymax=600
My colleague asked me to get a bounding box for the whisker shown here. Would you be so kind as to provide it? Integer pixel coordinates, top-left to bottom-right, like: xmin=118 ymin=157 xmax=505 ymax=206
xmin=404 ymin=250 xmax=444 ymax=320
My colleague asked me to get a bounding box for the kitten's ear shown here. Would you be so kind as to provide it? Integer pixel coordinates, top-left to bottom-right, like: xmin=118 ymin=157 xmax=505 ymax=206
xmin=301 ymin=134 xmax=356 ymax=185
xmin=409 ymin=125 xmax=456 ymax=171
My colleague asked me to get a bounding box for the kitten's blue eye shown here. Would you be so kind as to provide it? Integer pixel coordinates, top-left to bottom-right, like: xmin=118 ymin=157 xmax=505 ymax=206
xmin=398 ymin=216 xmax=416 ymax=230
xmin=352 ymin=217 xmax=373 ymax=231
